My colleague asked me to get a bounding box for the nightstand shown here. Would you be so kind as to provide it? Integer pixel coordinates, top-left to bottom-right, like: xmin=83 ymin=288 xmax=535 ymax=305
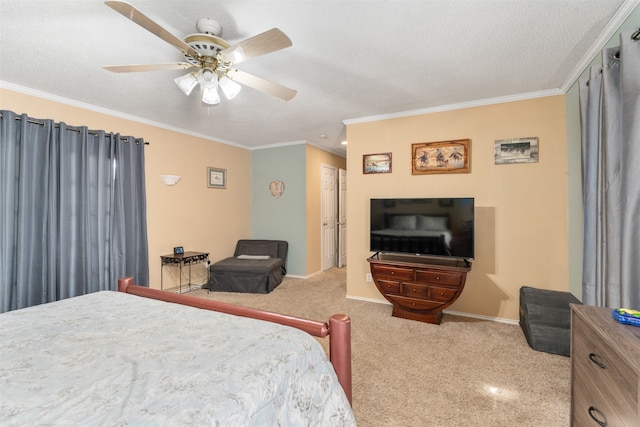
xmin=160 ymin=251 xmax=209 ymax=293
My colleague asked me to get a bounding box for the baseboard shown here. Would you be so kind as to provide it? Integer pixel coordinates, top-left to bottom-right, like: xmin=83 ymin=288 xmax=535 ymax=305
xmin=346 ymin=295 xmax=518 ymax=325
xmin=285 ymin=270 xmax=323 ymax=280
xmin=443 ymin=309 xmax=519 ymax=325
xmin=286 ymin=268 xmax=341 ymax=280
xmin=346 ymin=294 xmax=391 ymax=305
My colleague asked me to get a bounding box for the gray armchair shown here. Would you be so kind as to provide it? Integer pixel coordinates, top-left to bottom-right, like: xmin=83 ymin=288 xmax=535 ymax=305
xmin=205 ymin=240 xmax=288 ymax=293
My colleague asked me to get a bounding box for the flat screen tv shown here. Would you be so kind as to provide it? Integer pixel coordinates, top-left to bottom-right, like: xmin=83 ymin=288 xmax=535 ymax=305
xmin=370 ymin=197 xmax=474 ymax=260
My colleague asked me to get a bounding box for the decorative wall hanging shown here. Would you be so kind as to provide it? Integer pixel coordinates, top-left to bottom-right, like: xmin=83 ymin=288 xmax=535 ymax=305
xmin=494 ymin=137 xmax=539 ymax=164
xmin=363 ymin=153 xmax=392 ymax=174
xmin=411 ymin=139 xmax=470 ymax=175
xmin=207 ymin=167 xmax=227 ymax=189
xmin=269 ymin=180 xmax=285 ymax=198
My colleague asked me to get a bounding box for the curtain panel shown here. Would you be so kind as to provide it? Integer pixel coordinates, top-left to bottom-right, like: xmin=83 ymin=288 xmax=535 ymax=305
xmin=0 ymin=111 xmax=149 ymax=313
xmin=579 ymin=27 xmax=640 ymax=308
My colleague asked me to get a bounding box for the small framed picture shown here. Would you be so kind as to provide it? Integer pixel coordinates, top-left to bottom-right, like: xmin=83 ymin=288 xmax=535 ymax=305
xmin=411 ymin=139 xmax=470 ymax=175
xmin=207 ymin=167 xmax=227 ymax=189
xmin=494 ymin=137 xmax=539 ymax=164
xmin=363 ymin=153 xmax=392 ymax=174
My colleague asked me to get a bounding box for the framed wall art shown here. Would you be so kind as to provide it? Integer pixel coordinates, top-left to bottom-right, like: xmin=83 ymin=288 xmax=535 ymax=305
xmin=363 ymin=152 xmax=392 ymax=174
xmin=207 ymin=167 xmax=227 ymax=189
xmin=411 ymin=139 xmax=470 ymax=175
xmin=494 ymin=137 xmax=539 ymax=164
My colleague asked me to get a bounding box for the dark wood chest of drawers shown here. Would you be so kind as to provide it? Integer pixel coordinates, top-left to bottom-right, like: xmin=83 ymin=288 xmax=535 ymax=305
xmin=570 ymin=305 xmax=640 ymax=426
xmin=368 ymin=254 xmax=470 ymax=324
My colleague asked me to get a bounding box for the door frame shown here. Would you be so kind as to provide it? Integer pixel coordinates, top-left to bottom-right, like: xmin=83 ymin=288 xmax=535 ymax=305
xmin=338 ymin=168 xmax=347 ymax=268
xmin=320 ymin=164 xmax=338 ymax=271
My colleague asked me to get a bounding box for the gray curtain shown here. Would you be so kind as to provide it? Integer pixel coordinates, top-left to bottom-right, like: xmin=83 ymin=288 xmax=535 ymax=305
xmin=579 ymin=27 xmax=640 ymax=308
xmin=0 ymin=110 xmax=149 ymax=313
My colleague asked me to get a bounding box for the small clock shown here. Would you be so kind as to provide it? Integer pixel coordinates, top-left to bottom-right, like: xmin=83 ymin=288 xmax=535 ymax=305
xmin=173 ymin=246 xmax=184 ymax=255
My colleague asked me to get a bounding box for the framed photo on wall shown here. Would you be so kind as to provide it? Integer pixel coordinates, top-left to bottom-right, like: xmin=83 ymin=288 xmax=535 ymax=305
xmin=494 ymin=137 xmax=539 ymax=164
xmin=363 ymin=152 xmax=392 ymax=174
xmin=207 ymin=167 xmax=227 ymax=189
xmin=411 ymin=139 xmax=470 ymax=175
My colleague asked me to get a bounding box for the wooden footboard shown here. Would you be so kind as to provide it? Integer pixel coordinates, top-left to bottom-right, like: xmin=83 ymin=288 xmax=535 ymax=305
xmin=117 ymin=277 xmax=352 ymax=404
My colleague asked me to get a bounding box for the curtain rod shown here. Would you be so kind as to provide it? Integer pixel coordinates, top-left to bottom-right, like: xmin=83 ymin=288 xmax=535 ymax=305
xmin=0 ymin=112 xmax=149 ymax=145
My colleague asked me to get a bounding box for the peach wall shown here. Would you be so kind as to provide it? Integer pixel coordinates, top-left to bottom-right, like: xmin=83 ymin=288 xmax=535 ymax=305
xmin=346 ymin=95 xmax=569 ymax=321
xmin=306 ymin=145 xmax=346 ymax=274
xmin=1 ymin=87 xmax=252 ymax=290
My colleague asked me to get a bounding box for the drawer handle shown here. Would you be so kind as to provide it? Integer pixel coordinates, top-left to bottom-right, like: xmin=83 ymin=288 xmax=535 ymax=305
xmin=391 ymin=271 xmax=395 ymax=275
xmin=436 ymin=276 xmax=440 ymax=280
xmin=588 ymin=406 xmax=607 ymax=427
xmin=588 ymin=353 xmax=606 ymax=369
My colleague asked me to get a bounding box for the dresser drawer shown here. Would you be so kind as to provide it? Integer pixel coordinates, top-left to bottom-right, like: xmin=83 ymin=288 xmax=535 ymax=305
xmin=402 ymin=283 xmax=429 ymax=299
xmin=430 ymin=286 xmax=458 ymax=302
xmin=371 ymin=264 xmax=414 ymax=281
xmin=387 ymin=294 xmax=441 ymax=311
xmin=572 ymin=317 xmax=638 ymax=426
xmin=571 ymin=378 xmax=624 ymax=427
xmin=571 ymin=369 xmax=636 ymax=427
xmin=571 ymin=312 xmax=639 ymax=426
xmin=415 ymin=269 xmax=462 ymax=286
xmin=573 ymin=316 xmax=638 ymax=404
xmin=377 ymin=279 xmax=400 ymax=295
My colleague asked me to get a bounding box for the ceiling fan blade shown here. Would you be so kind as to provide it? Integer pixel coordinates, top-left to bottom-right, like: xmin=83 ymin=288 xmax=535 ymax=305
xmin=228 ymin=69 xmax=296 ymax=101
xmin=103 ymin=62 xmax=194 ymax=73
xmin=105 ymin=1 xmax=200 ymax=59
xmin=219 ymin=28 xmax=292 ymax=64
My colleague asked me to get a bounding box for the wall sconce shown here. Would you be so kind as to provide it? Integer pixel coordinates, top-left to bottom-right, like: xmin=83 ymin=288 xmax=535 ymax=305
xmin=159 ymin=175 xmax=181 ymax=186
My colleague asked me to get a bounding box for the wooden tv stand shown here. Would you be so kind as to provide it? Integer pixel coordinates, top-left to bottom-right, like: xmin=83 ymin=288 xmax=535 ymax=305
xmin=368 ymin=254 xmax=471 ymax=325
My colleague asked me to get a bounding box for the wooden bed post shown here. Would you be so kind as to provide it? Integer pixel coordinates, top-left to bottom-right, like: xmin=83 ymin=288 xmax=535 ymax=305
xmin=118 ymin=276 xmax=134 ymax=293
xmin=329 ymin=314 xmax=352 ymax=405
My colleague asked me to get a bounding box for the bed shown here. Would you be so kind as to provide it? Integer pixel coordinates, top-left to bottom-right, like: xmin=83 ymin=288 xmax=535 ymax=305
xmin=206 ymin=239 xmax=288 ymax=293
xmin=0 ymin=276 xmax=355 ymax=426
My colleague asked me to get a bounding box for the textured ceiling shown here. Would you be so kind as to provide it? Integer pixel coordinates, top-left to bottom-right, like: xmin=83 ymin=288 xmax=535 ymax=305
xmin=0 ymin=0 xmax=634 ymax=155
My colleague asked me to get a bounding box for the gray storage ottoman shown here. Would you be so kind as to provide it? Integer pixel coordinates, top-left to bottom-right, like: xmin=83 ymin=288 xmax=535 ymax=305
xmin=519 ymin=286 xmax=582 ymax=356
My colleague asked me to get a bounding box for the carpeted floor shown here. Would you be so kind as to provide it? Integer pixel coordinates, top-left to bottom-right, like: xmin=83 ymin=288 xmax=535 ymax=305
xmin=189 ymin=268 xmax=570 ymax=426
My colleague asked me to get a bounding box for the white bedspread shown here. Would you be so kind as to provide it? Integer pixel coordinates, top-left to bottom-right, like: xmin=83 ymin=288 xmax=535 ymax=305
xmin=0 ymin=291 xmax=356 ymax=426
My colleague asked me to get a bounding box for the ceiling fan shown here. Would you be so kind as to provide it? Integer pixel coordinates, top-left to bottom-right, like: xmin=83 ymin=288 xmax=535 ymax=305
xmin=103 ymin=0 xmax=297 ymax=105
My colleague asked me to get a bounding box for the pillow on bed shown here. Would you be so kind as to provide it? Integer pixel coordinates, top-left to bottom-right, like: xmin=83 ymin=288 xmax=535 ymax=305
xmin=416 ymin=215 xmax=448 ymax=231
xmin=237 ymin=254 xmax=271 ymax=260
xmin=236 ymin=241 xmax=280 ymax=259
xmin=390 ymin=215 xmax=417 ymax=230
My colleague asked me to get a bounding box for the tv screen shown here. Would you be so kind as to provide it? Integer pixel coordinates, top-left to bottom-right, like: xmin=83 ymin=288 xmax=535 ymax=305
xmin=370 ymin=198 xmax=474 ymax=259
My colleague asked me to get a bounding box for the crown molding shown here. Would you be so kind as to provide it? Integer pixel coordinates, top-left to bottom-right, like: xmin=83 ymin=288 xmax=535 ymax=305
xmin=2 ymin=81 xmax=347 ymax=157
xmin=0 ymin=80 xmax=246 ymax=148
xmin=251 ymin=139 xmax=346 ymax=158
xmin=560 ymin=0 xmax=640 ymax=92
xmin=343 ymin=89 xmax=563 ymax=125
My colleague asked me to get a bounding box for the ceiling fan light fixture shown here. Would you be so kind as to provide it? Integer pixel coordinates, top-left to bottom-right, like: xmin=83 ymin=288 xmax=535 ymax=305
xmin=219 ymin=76 xmax=242 ymax=100
xmin=201 ymin=86 xmax=221 ymax=105
xmin=226 ymin=47 xmax=245 ymax=64
xmin=197 ymin=68 xmax=218 ymax=89
xmin=174 ymin=72 xmax=198 ymax=96
xmin=103 ymin=2 xmax=296 ymax=106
